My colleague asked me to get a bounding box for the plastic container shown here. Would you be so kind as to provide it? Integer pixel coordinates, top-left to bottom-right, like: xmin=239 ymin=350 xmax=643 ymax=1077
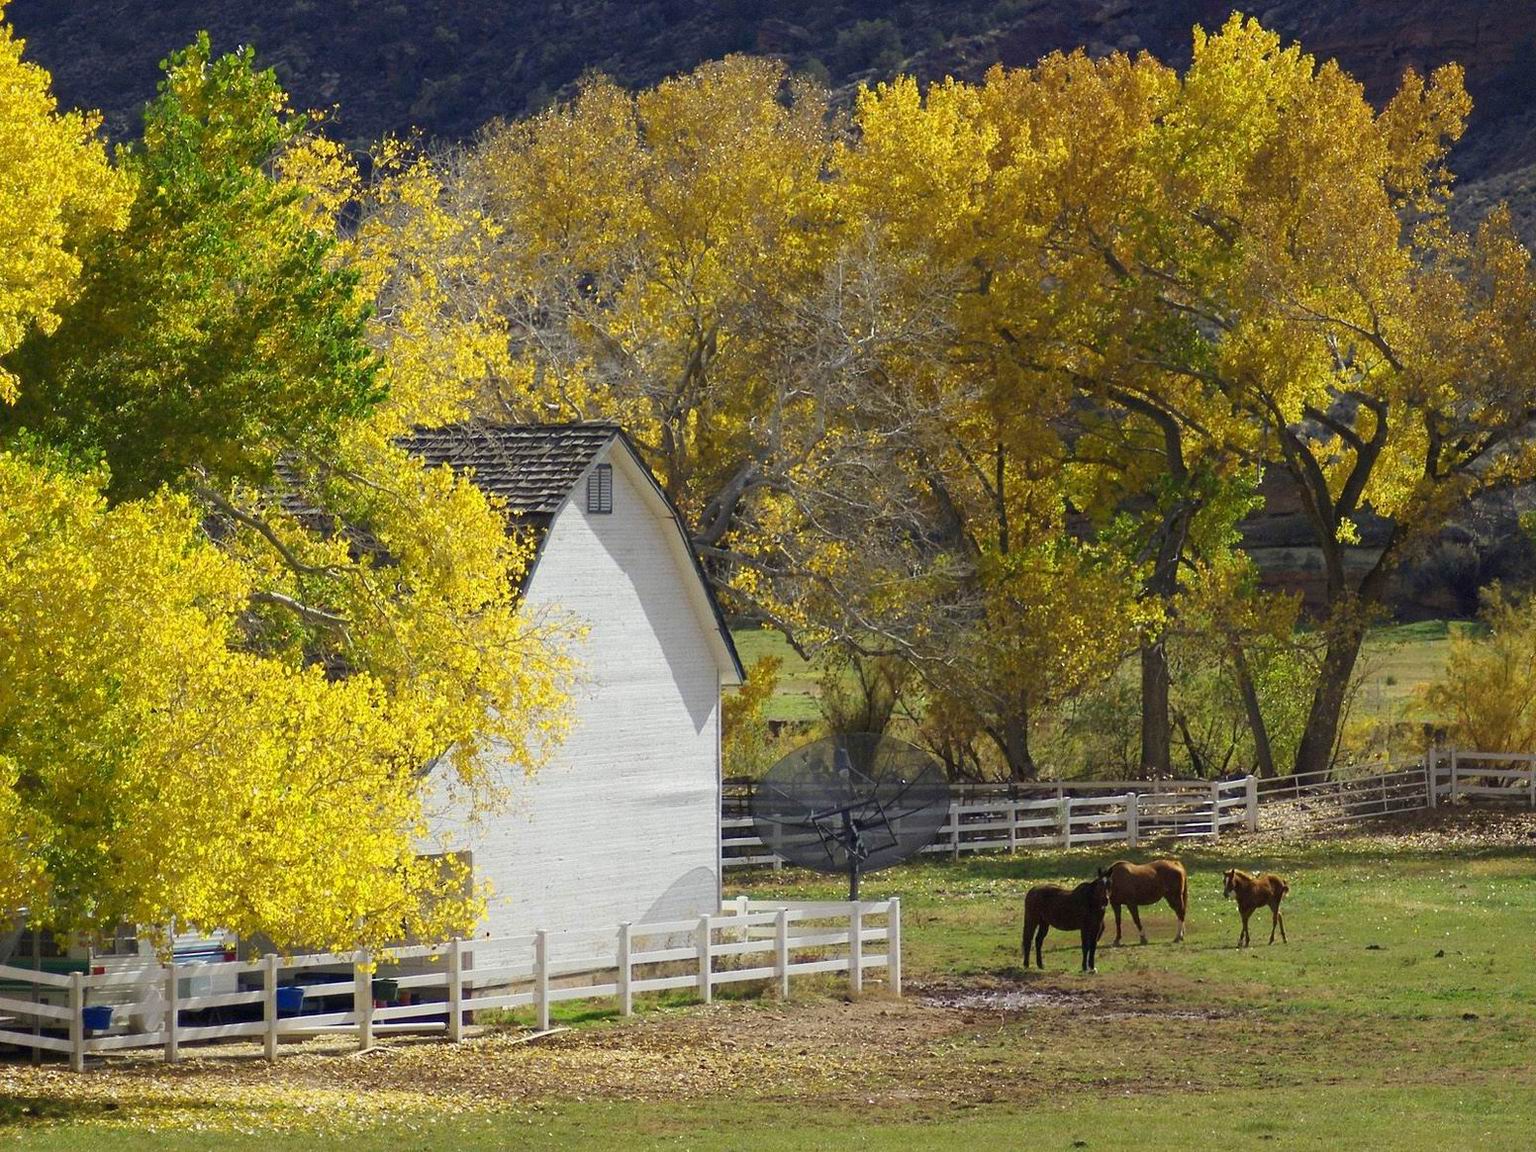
xmin=80 ymin=1005 xmax=113 ymax=1031
xmin=275 ymin=985 xmax=306 ymax=1016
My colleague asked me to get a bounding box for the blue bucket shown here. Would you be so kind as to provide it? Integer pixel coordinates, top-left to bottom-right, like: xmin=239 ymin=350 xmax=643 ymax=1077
xmin=275 ymin=985 xmax=305 ymax=1016
xmin=80 ymin=1005 xmax=113 ymax=1031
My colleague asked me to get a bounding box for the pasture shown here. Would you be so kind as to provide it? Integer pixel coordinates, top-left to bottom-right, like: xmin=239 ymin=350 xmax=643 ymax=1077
xmin=6 ymin=810 xmax=1536 ymax=1150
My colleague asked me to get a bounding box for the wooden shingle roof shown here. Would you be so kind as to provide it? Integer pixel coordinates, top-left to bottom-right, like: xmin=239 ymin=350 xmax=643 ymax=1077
xmin=400 ymin=422 xmax=620 ymax=522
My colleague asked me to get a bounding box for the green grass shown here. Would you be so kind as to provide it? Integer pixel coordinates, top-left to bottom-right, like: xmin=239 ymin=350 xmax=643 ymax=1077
xmin=9 ymin=824 xmax=1536 ymax=1150
xmin=731 ymin=626 xmax=820 ymax=723
xmin=735 ymin=618 xmax=1480 ymax=739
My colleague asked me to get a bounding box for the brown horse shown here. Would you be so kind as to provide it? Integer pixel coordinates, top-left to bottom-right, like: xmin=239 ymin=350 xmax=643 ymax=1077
xmin=1223 ymin=868 xmax=1289 ymax=947
xmin=1107 ymin=858 xmax=1188 ymax=945
xmin=1022 ymin=869 xmax=1111 ymax=972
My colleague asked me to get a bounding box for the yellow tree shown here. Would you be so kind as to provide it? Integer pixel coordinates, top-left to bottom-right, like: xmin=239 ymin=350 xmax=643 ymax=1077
xmin=469 ymin=57 xmax=841 ymax=560
xmin=0 ymin=2 xmax=128 ymax=403
xmin=0 ymin=28 xmax=574 ymax=951
xmin=1110 ymin=17 xmax=1527 ymax=776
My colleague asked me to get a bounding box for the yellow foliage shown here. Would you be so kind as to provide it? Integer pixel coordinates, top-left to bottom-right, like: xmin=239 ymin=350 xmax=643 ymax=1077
xmin=1427 ymin=589 xmax=1536 ymax=754
xmin=0 ymin=3 xmax=129 ymax=401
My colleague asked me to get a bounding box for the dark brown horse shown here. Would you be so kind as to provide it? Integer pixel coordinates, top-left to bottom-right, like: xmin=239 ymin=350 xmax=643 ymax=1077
xmin=1107 ymin=858 xmax=1188 ymax=945
xmin=1022 ymin=869 xmax=1111 ymax=972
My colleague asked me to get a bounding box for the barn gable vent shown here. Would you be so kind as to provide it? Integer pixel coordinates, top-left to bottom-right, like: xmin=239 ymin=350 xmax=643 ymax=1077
xmin=586 ymin=463 xmax=613 ymax=513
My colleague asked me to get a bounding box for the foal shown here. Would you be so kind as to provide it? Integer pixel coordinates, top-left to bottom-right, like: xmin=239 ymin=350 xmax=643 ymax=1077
xmin=1106 ymin=858 xmax=1188 ymax=945
xmin=1223 ymin=868 xmax=1289 ymax=947
xmin=1022 ymin=869 xmax=1111 ymax=972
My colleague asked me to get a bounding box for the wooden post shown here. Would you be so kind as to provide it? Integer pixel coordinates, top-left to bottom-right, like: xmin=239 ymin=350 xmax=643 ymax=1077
xmin=848 ymin=904 xmax=863 ymax=996
xmin=1125 ymin=792 xmax=1139 ymax=849
xmin=68 ymin=972 xmax=84 ymax=1073
xmin=1426 ymin=747 xmax=1438 ymax=809
xmin=534 ymin=930 xmax=550 ymax=1032
xmin=1209 ymin=781 xmax=1221 ymax=840
xmin=888 ymin=899 xmax=902 ymax=998
xmin=1450 ymin=747 xmax=1460 ymax=802
xmin=950 ymin=804 xmax=960 ymax=860
xmin=774 ymin=909 xmax=790 ymax=1000
xmin=617 ymin=923 xmax=633 ymax=1017
xmin=447 ymin=939 xmax=463 ymax=1043
xmin=1007 ymin=800 xmax=1018 ymax=854
xmin=1246 ymin=775 xmax=1259 ymax=832
xmin=164 ymin=962 xmax=180 ymax=1064
xmin=263 ymin=953 xmax=279 ymax=1061
xmin=736 ymin=895 xmax=750 ymax=945
xmin=1060 ymin=795 xmax=1072 ymax=849
xmin=696 ymin=916 xmax=712 ymax=1005
xmin=354 ymin=950 xmax=372 ymax=1051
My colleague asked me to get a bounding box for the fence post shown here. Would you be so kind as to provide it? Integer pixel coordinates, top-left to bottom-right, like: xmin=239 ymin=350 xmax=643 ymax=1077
xmin=848 ymin=904 xmax=863 ymax=996
xmin=888 ymin=898 xmax=902 ymax=998
xmin=1425 ymin=747 xmax=1437 ymax=809
xmin=263 ymin=953 xmax=279 ymax=1062
xmin=736 ymin=895 xmax=750 ymax=945
xmin=1060 ymin=795 xmax=1072 ymax=849
xmin=1450 ymin=747 xmax=1459 ymax=802
xmin=447 ymin=939 xmax=463 ymax=1043
xmin=1007 ymin=800 xmax=1018 ymax=854
xmin=950 ymin=803 xmax=961 ymax=860
xmin=164 ymin=962 xmax=179 ymax=1064
xmin=775 ymin=909 xmax=790 ymax=1000
xmin=1246 ymin=775 xmax=1259 ymax=832
xmin=68 ymin=971 xmax=84 ymax=1073
xmin=1209 ymin=781 xmax=1221 ymax=840
xmin=534 ymin=930 xmax=550 ymax=1032
xmin=617 ymin=923 xmax=633 ymax=1017
xmin=1125 ymin=792 xmax=1139 ymax=849
xmin=696 ymin=915 xmax=712 ymax=1005
xmin=354 ymin=950 xmax=373 ymax=1052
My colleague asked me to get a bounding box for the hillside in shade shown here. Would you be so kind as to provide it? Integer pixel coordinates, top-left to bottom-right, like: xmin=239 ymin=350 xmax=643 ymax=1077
xmin=10 ymin=1 xmax=1536 ymax=198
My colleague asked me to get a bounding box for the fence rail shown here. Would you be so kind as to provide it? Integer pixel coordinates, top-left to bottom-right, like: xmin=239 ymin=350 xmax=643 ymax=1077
xmin=723 ymin=778 xmax=1255 ymax=869
xmin=0 ymin=898 xmax=896 ymax=1071
xmin=723 ymin=749 xmax=1536 ymax=868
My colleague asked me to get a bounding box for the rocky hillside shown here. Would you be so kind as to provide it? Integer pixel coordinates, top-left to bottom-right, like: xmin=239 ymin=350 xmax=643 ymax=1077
xmin=10 ymin=1 xmax=1536 ymax=195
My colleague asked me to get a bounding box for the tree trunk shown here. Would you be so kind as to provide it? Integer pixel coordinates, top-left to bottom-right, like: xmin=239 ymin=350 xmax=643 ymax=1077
xmin=1230 ymin=642 xmax=1276 ymax=779
xmin=1137 ymin=500 xmax=1195 ymax=778
xmin=999 ymin=709 xmax=1037 ymax=782
xmin=1139 ymin=637 xmax=1171 ymax=779
xmin=1292 ymin=619 xmax=1369 ymax=778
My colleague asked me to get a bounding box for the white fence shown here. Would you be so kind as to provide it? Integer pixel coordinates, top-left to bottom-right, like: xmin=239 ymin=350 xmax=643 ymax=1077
xmin=723 ymin=749 xmax=1536 ymax=867
xmin=723 ymin=778 xmax=1257 ymax=868
xmin=0 ymin=898 xmax=897 ymax=1071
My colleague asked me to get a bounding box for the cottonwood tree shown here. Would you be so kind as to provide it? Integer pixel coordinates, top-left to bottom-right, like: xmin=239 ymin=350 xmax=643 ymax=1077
xmin=0 ymin=31 xmax=573 ymax=951
xmin=1095 ymin=18 xmax=1535 ymax=776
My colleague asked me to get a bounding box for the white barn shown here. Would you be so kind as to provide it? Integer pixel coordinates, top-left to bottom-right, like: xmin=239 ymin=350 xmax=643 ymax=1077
xmin=406 ymin=422 xmax=744 ymax=949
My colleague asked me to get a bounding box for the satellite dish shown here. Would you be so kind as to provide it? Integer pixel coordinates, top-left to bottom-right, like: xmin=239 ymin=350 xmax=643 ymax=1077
xmin=750 ymin=733 xmax=952 ymax=899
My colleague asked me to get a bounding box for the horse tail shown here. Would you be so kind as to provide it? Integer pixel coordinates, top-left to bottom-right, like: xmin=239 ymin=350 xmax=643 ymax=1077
xmin=1279 ymin=879 xmax=1290 ymax=897
xmin=1179 ymin=866 xmax=1189 ymax=917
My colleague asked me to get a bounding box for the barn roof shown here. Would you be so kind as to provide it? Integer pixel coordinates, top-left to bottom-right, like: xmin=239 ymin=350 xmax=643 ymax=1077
xmin=401 ymin=422 xmax=620 ymax=524
xmin=402 ymin=421 xmax=744 ymax=684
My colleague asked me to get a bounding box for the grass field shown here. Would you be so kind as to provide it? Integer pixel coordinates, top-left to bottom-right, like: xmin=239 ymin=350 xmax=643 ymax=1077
xmin=737 ymin=618 xmax=1480 ymax=734
xmin=7 ymin=810 xmax=1536 ymax=1150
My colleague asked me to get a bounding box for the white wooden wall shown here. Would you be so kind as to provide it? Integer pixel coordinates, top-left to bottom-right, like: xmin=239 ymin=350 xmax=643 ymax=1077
xmin=429 ymin=443 xmax=728 ymax=959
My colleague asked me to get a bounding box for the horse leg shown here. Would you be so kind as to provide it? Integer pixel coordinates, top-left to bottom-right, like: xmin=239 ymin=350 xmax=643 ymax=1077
xmin=1022 ymin=913 xmax=1033 ymax=967
xmin=1167 ymin=890 xmax=1186 ymax=942
xmin=1081 ymin=925 xmax=1095 ymax=973
xmin=1129 ymin=903 xmax=1147 ymax=945
xmin=1273 ymin=903 xmax=1287 ymax=944
xmin=1239 ymin=906 xmax=1251 ymax=948
xmin=1112 ymin=901 xmax=1124 ymax=946
xmin=1035 ymin=924 xmax=1049 ymax=969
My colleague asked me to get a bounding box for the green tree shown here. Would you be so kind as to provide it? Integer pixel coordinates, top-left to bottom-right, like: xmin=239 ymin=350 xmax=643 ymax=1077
xmin=3 ymin=34 xmax=378 ymax=498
